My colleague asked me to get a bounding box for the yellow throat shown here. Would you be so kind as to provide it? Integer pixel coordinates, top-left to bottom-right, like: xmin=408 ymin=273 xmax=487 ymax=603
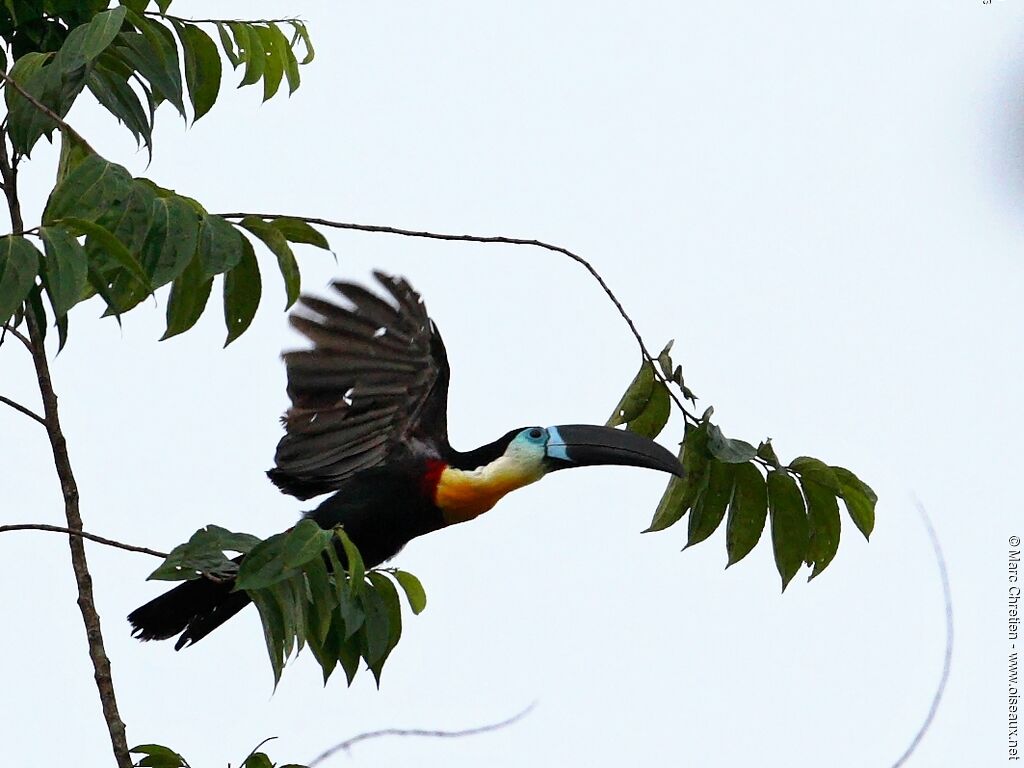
xmin=435 ymin=455 xmax=546 ymax=525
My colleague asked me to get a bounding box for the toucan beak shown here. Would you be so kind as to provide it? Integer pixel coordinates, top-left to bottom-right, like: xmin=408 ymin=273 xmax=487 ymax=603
xmin=545 ymin=424 xmax=684 ymax=477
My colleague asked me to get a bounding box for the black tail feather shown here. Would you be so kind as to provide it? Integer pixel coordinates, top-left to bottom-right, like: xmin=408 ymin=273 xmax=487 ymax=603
xmin=128 ymin=576 xmax=251 ymax=650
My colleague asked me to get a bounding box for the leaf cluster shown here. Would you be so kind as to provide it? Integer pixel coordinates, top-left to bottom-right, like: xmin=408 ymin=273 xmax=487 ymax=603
xmin=0 ymin=141 xmax=329 ymax=346
xmin=608 ymin=354 xmax=877 ymax=590
xmin=130 ymin=742 xmax=307 ymax=768
xmin=3 ymin=3 xmax=313 ymax=158
xmin=150 ymin=521 xmax=427 ymax=687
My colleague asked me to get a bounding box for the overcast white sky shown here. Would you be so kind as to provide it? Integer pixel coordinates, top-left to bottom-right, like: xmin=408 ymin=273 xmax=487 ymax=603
xmin=2 ymin=1 xmax=1023 ymax=766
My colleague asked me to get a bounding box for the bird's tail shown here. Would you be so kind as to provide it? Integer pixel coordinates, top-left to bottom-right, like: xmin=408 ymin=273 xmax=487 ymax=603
xmin=128 ymin=574 xmax=251 ymax=651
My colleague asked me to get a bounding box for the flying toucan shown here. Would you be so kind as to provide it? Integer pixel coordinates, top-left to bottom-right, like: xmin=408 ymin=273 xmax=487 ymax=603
xmin=128 ymin=272 xmax=683 ymax=649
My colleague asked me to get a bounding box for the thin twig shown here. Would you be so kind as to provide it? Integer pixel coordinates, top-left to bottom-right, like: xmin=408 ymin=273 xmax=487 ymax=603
xmin=306 ymin=703 xmax=535 ymax=767
xmin=1 ymin=323 xmax=33 ymax=351
xmin=0 ymin=394 xmax=46 ymax=425
xmin=216 ymin=212 xmax=698 ymax=424
xmin=889 ymin=500 xmax=953 ymax=767
xmin=0 ymin=71 xmax=95 ymax=154
xmin=0 ymin=524 xmax=167 ymax=558
xmin=151 ymin=13 xmax=304 ymax=25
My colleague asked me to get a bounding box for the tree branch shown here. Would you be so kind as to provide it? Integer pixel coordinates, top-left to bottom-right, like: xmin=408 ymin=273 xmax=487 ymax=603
xmin=306 ymin=703 xmax=535 ymax=767
xmin=1 ymin=322 xmax=32 ymax=351
xmin=2 ymin=135 xmax=131 ymax=768
xmin=216 ymin=212 xmax=698 ymax=424
xmin=0 ymin=394 xmax=45 ymax=425
xmin=0 ymin=71 xmax=95 ymax=155
xmin=0 ymin=524 xmax=167 ymax=558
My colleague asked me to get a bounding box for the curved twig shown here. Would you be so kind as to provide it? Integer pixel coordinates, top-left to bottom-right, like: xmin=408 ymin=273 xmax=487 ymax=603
xmin=306 ymin=703 xmax=535 ymax=767
xmin=0 ymin=394 xmax=46 ymax=425
xmin=216 ymin=212 xmax=698 ymax=424
xmin=890 ymin=500 xmax=953 ymax=767
xmin=0 ymin=524 xmax=167 ymax=559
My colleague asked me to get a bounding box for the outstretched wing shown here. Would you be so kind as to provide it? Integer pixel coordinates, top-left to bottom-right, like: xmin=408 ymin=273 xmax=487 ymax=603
xmin=267 ymin=271 xmax=451 ymax=499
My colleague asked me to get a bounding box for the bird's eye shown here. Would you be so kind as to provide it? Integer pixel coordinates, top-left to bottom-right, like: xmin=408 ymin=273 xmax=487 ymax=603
xmin=527 ymin=428 xmax=544 ymax=440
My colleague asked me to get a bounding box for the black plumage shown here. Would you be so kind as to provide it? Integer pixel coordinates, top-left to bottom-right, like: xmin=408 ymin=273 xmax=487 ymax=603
xmin=130 ymin=273 xmax=457 ymax=649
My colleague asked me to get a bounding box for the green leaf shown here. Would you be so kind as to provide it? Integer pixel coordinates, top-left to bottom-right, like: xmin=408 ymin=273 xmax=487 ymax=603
xmin=119 ymin=14 xmax=186 ymax=117
xmin=645 ymin=420 xmax=711 ymax=532
xmin=706 ymin=423 xmax=757 ymax=464
xmin=831 ymin=466 xmax=876 ymax=541
xmin=326 ymin=545 xmax=365 ymax=639
xmin=257 ymin=24 xmax=284 ymax=101
xmin=57 ymin=217 xmax=151 ymax=289
xmin=230 ymin=21 xmax=265 ymax=87
xmin=335 ymin=528 xmax=365 ymax=592
xmin=250 ymin=587 xmax=287 ymax=684
xmin=239 ymin=217 xmax=300 ymax=308
xmin=242 ymin=754 xmax=273 ymax=768
xmin=274 ymin=23 xmax=301 ymax=94
xmin=4 ymin=52 xmax=53 ymax=155
xmin=269 ymin=217 xmax=330 ymax=250
xmin=656 ymin=339 xmax=674 ymax=379
xmin=162 ymin=254 xmax=212 ymax=339
xmin=0 ymin=236 xmax=41 ymax=324
xmin=393 ymin=570 xmax=427 ymax=615
xmin=767 ymin=470 xmax=809 ymax=591
xmin=140 ymin=194 xmax=201 ymax=288
xmin=235 ymin=531 xmax=289 ymax=591
xmin=725 ymin=462 xmax=768 ymax=566
xmin=27 ymin=283 xmax=46 ymax=344
xmin=39 ymin=225 xmax=88 ymax=317
xmin=801 ymin=474 xmax=841 ymax=579
xmin=86 ymin=55 xmax=153 ymax=154
xmin=290 ymin=20 xmax=315 ymax=65
xmin=53 ymin=6 xmax=125 ymax=71
xmin=789 ymin=456 xmax=840 ymax=492
xmin=686 ymin=458 xmax=734 ymax=547
xmin=322 ymin=608 xmax=360 ymax=684
xmin=358 ymin=576 xmax=393 ymax=668
xmin=44 ymin=152 xmax=134 ymax=224
xmin=366 ymin=571 xmax=402 ymax=684
xmin=148 ymin=524 xmax=259 ymax=581
xmin=85 ymin=260 xmax=125 ymax=320
xmin=304 ymin=553 xmax=335 ymax=645
xmin=130 ymin=744 xmax=188 ymax=768
xmin=627 ymin=380 xmax=671 ymax=439
xmin=215 ymin=21 xmax=240 ymax=68
xmin=282 ymin=519 xmax=332 ymax=570
xmin=173 ymin=21 xmax=221 ymax=121
xmin=223 ymin=235 xmax=262 ymax=345
xmin=606 ymin=360 xmax=655 ymax=426
xmin=197 ymin=214 xmax=245 ymax=277
xmin=756 ymin=439 xmax=780 ymax=469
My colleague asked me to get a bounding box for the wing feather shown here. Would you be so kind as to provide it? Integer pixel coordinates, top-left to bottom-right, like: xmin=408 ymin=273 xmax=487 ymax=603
xmin=267 ymin=272 xmax=450 ymax=499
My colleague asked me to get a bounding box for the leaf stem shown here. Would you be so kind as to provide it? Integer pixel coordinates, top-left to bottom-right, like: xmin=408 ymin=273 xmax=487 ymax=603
xmin=216 ymin=212 xmax=699 ymax=424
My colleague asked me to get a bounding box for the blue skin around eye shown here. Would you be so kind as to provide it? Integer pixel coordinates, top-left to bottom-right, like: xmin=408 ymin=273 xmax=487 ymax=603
xmin=544 ymin=426 xmax=571 ymax=461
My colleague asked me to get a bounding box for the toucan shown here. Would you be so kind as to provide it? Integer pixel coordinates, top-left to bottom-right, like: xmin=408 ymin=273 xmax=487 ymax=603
xmin=128 ymin=272 xmax=683 ymax=649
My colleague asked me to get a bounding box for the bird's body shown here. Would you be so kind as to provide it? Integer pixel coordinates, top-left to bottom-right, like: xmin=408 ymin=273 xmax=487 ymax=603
xmin=128 ymin=273 xmax=682 ymax=650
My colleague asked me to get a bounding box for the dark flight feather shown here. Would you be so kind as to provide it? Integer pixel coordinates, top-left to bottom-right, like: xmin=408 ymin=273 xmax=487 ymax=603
xmin=267 ymin=272 xmax=451 ymax=499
